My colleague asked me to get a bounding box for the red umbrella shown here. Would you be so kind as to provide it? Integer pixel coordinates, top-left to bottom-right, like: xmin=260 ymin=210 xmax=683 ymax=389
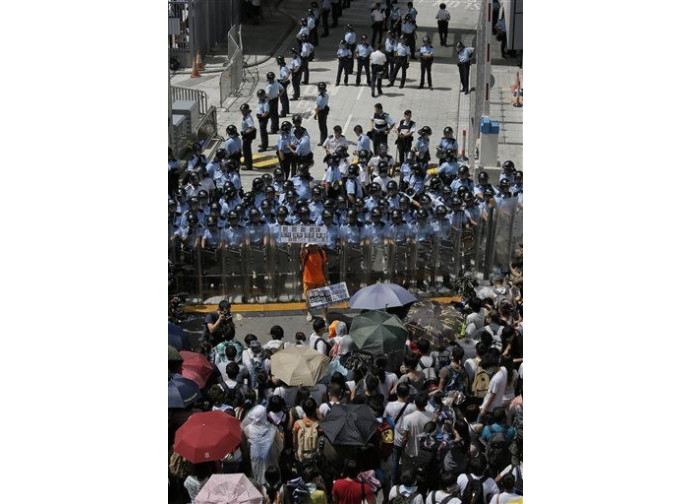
xmin=179 ymin=350 xmax=214 ymax=388
xmin=174 ymin=411 xmax=242 ymax=463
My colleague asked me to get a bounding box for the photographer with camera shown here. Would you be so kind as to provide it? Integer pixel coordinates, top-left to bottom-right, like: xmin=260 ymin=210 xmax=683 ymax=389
xmin=203 ymin=300 xmax=235 ymax=346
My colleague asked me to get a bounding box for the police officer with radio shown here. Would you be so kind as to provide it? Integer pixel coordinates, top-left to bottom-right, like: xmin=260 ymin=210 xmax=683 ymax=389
xmin=239 ymin=103 xmax=256 ymax=171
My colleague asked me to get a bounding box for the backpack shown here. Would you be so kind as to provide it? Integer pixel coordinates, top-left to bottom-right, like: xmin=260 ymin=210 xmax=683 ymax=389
xmin=295 ymin=419 xmax=320 ymax=462
xmin=431 ymin=491 xmax=457 ymax=504
xmin=419 ymin=355 xmax=438 ymax=380
xmin=443 ymin=364 xmax=468 ymax=393
xmin=460 ymin=475 xmax=487 ymax=504
xmin=168 ymin=450 xmax=193 ymax=480
xmin=471 ymin=364 xmax=493 ymax=398
xmin=312 ymin=336 xmax=332 ymax=355
xmin=390 ymin=486 xmax=421 ymax=504
xmin=374 ymin=418 xmax=395 ymax=459
xmin=483 ymin=325 xmax=503 ymax=351
xmin=249 ymin=353 xmax=265 ymax=386
xmin=485 ymin=426 xmax=511 ymax=470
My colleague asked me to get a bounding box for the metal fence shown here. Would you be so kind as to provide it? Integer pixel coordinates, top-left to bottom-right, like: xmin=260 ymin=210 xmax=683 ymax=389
xmin=171 ymin=85 xmax=209 ymax=115
xmin=194 ymin=106 xmax=219 ymax=149
xmin=168 ymin=201 xmax=523 ymax=304
xmin=220 ymin=24 xmax=244 ymax=107
xmin=168 ymin=0 xmax=243 ymax=69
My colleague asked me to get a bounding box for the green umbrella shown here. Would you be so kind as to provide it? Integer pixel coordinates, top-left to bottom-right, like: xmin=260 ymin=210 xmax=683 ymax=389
xmin=169 ymin=345 xmax=183 ymax=361
xmin=350 ymin=310 xmax=409 ymax=355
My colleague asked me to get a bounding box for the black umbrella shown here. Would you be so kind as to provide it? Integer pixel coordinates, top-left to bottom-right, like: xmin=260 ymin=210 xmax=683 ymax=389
xmin=319 ymin=404 xmax=379 ymax=446
xmin=169 ymin=321 xmax=192 ymax=350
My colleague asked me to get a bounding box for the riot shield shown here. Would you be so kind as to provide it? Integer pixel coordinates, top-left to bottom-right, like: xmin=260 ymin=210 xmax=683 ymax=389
xmin=342 ymin=244 xmax=364 ymax=294
xmin=491 ymin=198 xmax=518 ymax=273
xmin=221 ymin=246 xmax=247 ymax=303
xmin=475 ymin=206 xmax=494 ymax=281
xmin=511 ymin=201 xmax=523 ymax=261
xmin=199 ymin=247 xmax=224 ymax=301
xmin=247 ymin=244 xmax=268 ymax=301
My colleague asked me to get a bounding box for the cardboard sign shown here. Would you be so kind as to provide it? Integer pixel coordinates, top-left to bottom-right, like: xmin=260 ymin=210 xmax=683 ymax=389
xmin=279 ymin=225 xmax=328 ymax=245
xmin=307 ymin=282 xmax=350 ymax=309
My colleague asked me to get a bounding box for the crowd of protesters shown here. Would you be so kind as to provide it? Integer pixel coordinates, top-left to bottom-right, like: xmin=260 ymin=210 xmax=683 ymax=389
xmin=168 ymin=259 xmax=524 ymax=504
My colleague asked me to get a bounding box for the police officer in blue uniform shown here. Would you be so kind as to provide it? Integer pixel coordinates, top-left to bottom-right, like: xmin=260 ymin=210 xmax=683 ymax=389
xmin=384 ymin=31 xmax=397 ymax=80
xmin=411 ymin=208 xmax=433 ymax=290
xmin=240 ymin=103 xmax=256 ymax=171
xmin=290 ymin=126 xmax=313 ymax=179
xmin=277 ymin=56 xmax=292 ymax=118
xmin=335 ymin=40 xmax=353 ymax=86
xmin=456 ymin=41 xmax=474 ymax=94
xmin=436 ymin=126 xmax=458 ymax=159
xmin=292 ymin=163 xmax=315 ymax=200
xmin=254 ymin=90 xmax=270 ymax=153
xmin=499 ymin=160 xmax=516 ymax=184
xmin=345 ymin=164 xmax=364 ymax=205
xmin=412 ymin=125 xmax=431 ymax=168
xmin=363 ymin=207 xmax=388 ymax=281
xmin=315 ymin=82 xmax=330 ymax=146
xmin=450 ymin=164 xmax=475 ymax=195
xmin=277 ymin=121 xmax=295 ymax=174
xmin=289 ymin=48 xmax=303 ymax=100
xmin=265 ymin=72 xmax=285 ymax=134
xmin=388 ymin=36 xmax=411 ymax=88
xmin=437 ymin=149 xmax=460 ymax=186
xmin=418 ymin=36 xmax=434 ymax=89
xmin=473 ymin=171 xmax=495 ymax=200
xmin=355 ymin=35 xmax=372 ymax=86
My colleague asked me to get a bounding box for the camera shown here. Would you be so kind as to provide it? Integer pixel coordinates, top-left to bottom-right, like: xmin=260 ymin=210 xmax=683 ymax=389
xmin=221 ymin=312 xmax=233 ymax=322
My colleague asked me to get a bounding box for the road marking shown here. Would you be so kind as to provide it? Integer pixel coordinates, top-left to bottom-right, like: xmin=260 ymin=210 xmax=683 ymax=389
xmin=357 ymin=85 xmax=364 ymax=101
xmin=343 ymin=113 xmax=353 ymax=134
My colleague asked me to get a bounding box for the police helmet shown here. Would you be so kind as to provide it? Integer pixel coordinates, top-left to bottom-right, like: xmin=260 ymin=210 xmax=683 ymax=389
xmin=459 ymin=165 xmax=470 ymax=176
xmin=348 ymin=164 xmax=360 ymax=176
xmin=317 ymin=82 xmax=327 ymax=91
xmin=416 ymin=208 xmax=428 ymax=219
xmin=239 ymin=103 xmax=250 ymax=113
xmin=273 ymin=168 xmax=285 ymax=179
xmin=358 ymin=149 xmax=371 ymax=160
xmin=371 ymin=208 xmax=382 ymax=218
xmin=266 ymin=71 xmax=276 ymax=80
xmin=419 ymin=194 xmax=432 ymax=205
xmin=276 ymin=206 xmax=289 ymax=216
xmin=260 ymin=199 xmax=272 ymax=209
xmin=280 ymin=121 xmax=292 ymax=132
xmin=276 ymin=56 xmax=286 ymax=65
xmin=412 ymin=163 xmax=424 ymax=175
xmin=336 ymin=195 xmax=347 ymax=205
xmin=312 ymin=185 xmax=323 ymax=196
xmin=346 ymin=24 xmax=353 ymax=30
xmin=392 ymin=209 xmax=403 ymax=221
xmin=354 ymin=197 xmax=365 ymax=207
xmin=443 ymin=126 xmax=453 ymax=135
xmin=197 ymin=190 xmax=209 ymax=200
xmin=451 ymin=196 xmax=463 ymax=207
xmin=441 ymin=186 xmax=452 ymax=197
xmin=347 ymin=209 xmax=358 ymax=220
xmin=445 ymin=149 xmax=456 ymax=160
xmin=206 ymin=216 xmax=218 ymax=227
xmin=257 ymin=89 xmax=267 ymax=98
xmin=290 ymin=47 xmax=299 ymax=55
xmin=502 ymin=160 xmax=516 ymax=173
xmin=249 ymin=207 xmax=261 ymax=218
xmin=387 ymin=180 xmax=398 ymax=191
xmin=377 ymin=160 xmax=389 ymax=172
xmin=210 ymin=202 xmax=221 ymax=213
xmin=370 ymin=182 xmax=382 ymax=194
xmin=323 ymin=209 xmax=334 ymax=219
xmin=429 ymin=176 xmax=442 ymax=191
xmin=419 ymin=126 xmax=432 ymax=136
xmin=483 ymin=187 xmax=496 ymax=197
xmin=515 ymin=170 xmax=523 ymax=182
xmin=265 ymin=185 xmax=276 ymax=194
xmin=286 ymin=190 xmax=298 ymax=199
xmin=225 ymin=125 xmax=238 ymax=137
xmin=478 ymin=171 xmax=489 ymax=183
xmin=252 ymin=178 xmax=265 ymax=191
xmin=499 ymin=178 xmax=511 ymax=188
xmin=262 ymin=173 xmax=274 ymax=184
xmin=176 ymin=188 xmax=187 ymax=198
xmin=435 ymin=205 xmax=448 ymax=216
xmin=228 ymin=210 xmax=240 ymax=221
xmin=298 ymin=163 xmax=311 ymax=173
xmin=187 ymin=213 xmax=199 ymax=225
xmin=331 ymin=153 xmax=341 ymax=163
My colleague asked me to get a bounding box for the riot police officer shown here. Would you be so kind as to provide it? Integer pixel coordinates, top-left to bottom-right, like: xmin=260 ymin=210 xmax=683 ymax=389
xmin=239 ymin=103 xmax=257 ymax=170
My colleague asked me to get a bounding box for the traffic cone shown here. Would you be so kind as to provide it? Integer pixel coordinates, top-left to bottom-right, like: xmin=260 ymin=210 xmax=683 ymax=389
xmin=191 ymin=50 xmax=202 ymax=78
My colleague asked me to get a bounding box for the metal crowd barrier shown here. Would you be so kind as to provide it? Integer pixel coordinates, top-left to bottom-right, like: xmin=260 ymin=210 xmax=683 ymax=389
xmin=220 ymin=25 xmax=244 ymax=107
xmin=168 ymin=203 xmax=522 ymax=303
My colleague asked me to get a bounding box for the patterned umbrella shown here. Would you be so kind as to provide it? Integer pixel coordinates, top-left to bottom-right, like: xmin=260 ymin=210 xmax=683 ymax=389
xmin=174 ymin=411 xmax=242 ymax=463
xmin=194 ymin=474 xmax=264 ymax=504
xmin=404 ymin=300 xmax=466 ymax=347
xmin=319 ymin=404 xmax=379 ymax=446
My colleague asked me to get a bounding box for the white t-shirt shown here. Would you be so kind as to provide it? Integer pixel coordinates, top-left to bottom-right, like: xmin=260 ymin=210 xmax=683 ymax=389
xmin=401 ymin=409 xmax=432 ymax=457
xmin=378 ymin=371 xmax=399 ymax=400
xmin=481 ymin=367 xmax=508 ymax=413
xmin=309 ymin=331 xmax=330 ymax=355
xmin=456 ymin=474 xmax=500 ymax=504
xmin=502 ymin=369 xmax=518 ymax=406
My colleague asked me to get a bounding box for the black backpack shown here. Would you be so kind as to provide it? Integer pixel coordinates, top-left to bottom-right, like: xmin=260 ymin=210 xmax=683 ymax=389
xmin=431 ymin=491 xmax=457 ymax=504
xmin=460 ymin=474 xmax=488 ymax=504
xmin=312 ymin=336 xmax=332 ymax=355
xmin=485 ymin=426 xmax=512 ymax=471
xmin=444 ymin=364 xmax=468 ymax=393
xmin=390 ymin=486 xmax=421 ymax=504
